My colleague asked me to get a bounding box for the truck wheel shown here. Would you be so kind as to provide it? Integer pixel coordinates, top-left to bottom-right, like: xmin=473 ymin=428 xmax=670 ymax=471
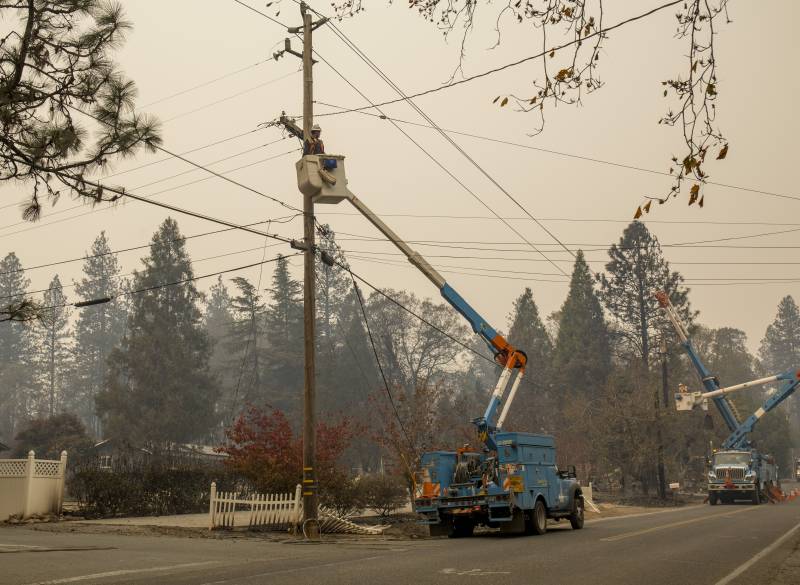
xmin=448 ymin=517 xmax=474 ymax=538
xmin=751 ymin=487 xmax=760 ymax=505
xmin=708 ymin=493 xmax=718 ymax=506
xmin=569 ymin=495 xmax=584 ymax=530
xmin=531 ymin=499 xmax=547 ymax=535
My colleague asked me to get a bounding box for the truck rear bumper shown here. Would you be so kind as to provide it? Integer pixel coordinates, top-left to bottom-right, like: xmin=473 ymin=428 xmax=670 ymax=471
xmin=415 ymin=494 xmax=513 ymax=525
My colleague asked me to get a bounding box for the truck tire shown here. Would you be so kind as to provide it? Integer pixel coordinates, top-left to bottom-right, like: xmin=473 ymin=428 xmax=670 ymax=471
xmin=569 ymin=495 xmax=584 ymax=530
xmin=708 ymin=492 xmax=718 ymax=506
xmin=448 ymin=517 xmax=474 ymax=538
xmin=531 ymin=499 xmax=547 ymax=535
xmin=751 ymin=487 xmax=761 ymax=505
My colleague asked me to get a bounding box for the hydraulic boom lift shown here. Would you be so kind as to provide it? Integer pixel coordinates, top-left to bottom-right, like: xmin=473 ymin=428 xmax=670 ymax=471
xmin=656 ymin=292 xmax=800 ymax=504
xmin=297 ymin=152 xmax=584 ymax=536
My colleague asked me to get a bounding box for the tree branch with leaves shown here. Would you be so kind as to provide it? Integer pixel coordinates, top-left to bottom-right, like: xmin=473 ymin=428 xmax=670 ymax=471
xmin=0 ymin=0 xmax=161 ymax=221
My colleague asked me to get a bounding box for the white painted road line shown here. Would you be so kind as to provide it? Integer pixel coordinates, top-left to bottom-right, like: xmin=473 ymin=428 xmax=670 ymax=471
xmin=712 ymin=519 xmax=800 ymax=585
xmin=25 ymin=561 xmax=221 ymax=584
xmin=600 ymin=506 xmax=758 ymax=542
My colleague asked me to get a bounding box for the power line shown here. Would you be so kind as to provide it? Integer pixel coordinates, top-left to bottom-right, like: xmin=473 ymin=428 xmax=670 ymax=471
xmin=315 ymin=12 xmax=572 ymax=276
xmin=345 ymin=253 xmax=800 ymax=287
xmin=313 ymin=1 xmax=685 ymax=118
xmin=68 ymin=104 xmax=303 ymax=213
xmin=316 ymin=210 xmax=800 ymax=227
xmin=311 ymin=34 xmax=568 ymax=277
xmin=160 ymin=69 xmax=300 ymax=124
xmin=35 ymin=253 xmax=301 ymax=313
xmin=316 ymin=102 xmax=800 ymax=206
xmin=141 ymin=57 xmax=275 ymax=109
xmin=0 ymin=214 xmax=300 ymax=277
xmin=1 ymin=240 xmax=292 ymax=301
xmin=0 ymin=148 xmax=297 ymax=239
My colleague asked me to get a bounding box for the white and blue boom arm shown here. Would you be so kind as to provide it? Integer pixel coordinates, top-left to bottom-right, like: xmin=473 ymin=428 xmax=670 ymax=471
xmin=656 ymin=292 xmax=800 ymax=450
xmin=656 ymin=291 xmax=741 ymax=434
xmin=345 ymin=192 xmax=527 ymax=451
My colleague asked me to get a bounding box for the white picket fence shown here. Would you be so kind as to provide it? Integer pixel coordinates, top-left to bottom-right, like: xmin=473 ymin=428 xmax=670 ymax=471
xmin=208 ymin=482 xmax=301 ymax=530
xmin=0 ymin=451 xmax=67 ymax=521
xmin=208 ymin=483 xmax=389 ymax=535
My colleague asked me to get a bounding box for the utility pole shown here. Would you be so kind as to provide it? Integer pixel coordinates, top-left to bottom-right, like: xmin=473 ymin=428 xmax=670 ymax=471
xmin=660 ymin=337 xmax=669 ymax=408
xmin=300 ymin=1 xmax=319 ymax=540
xmin=276 ymin=2 xmax=327 ymax=539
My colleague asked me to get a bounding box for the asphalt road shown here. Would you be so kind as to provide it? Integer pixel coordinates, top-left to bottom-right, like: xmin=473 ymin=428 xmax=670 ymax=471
xmin=2 ymin=496 xmax=800 ymax=585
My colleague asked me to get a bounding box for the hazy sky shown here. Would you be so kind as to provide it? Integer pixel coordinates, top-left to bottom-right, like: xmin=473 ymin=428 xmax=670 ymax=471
xmin=3 ymin=1 xmax=799 ymax=358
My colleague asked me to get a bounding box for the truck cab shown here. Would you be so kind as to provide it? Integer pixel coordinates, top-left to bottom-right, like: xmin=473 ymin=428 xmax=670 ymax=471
xmin=708 ymin=449 xmax=777 ymax=504
xmin=415 ymin=432 xmax=583 ymax=537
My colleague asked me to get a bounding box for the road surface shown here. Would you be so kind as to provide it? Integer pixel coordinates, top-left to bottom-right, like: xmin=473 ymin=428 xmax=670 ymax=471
xmin=2 ymin=496 xmax=799 ymax=585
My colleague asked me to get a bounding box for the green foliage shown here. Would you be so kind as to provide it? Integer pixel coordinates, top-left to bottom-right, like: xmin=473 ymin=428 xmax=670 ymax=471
xmin=13 ymin=413 xmax=92 ymax=460
xmin=599 ymin=221 xmax=693 ymax=367
xmin=69 ymin=232 xmax=127 ymax=436
xmin=33 ymin=275 xmax=72 ymax=416
xmin=0 ymin=252 xmax=35 ymax=440
xmin=264 ymin=255 xmax=303 ymax=413
xmin=552 ymin=251 xmax=610 ymax=403
xmin=70 ymin=461 xmax=237 ymax=517
xmin=504 ymin=287 xmax=552 ymax=432
xmin=96 ymin=218 xmax=218 ymax=446
xmin=0 ymin=1 xmax=161 ymax=219
xmin=358 ymin=473 xmax=408 ymax=516
xmin=759 ymin=296 xmax=800 ymax=373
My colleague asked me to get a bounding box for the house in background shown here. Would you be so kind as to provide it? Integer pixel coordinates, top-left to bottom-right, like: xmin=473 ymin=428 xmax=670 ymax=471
xmin=90 ymin=438 xmax=225 ymax=470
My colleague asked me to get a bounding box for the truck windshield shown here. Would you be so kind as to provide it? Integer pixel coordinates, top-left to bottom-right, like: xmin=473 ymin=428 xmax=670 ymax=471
xmin=714 ymin=453 xmax=750 ymax=466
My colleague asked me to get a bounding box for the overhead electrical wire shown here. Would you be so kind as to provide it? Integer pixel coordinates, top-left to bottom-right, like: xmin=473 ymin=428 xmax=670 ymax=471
xmin=0 ymin=214 xmax=300 ymax=277
xmin=312 ymin=1 xmax=686 ymax=118
xmin=160 ymin=69 xmax=300 ymax=124
xmin=141 ymin=57 xmax=276 ymax=108
xmin=1 ymin=241 xmax=290 ymax=301
xmin=34 ymin=253 xmax=302 ymax=313
xmin=315 ymin=102 xmax=800 ymax=206
xmin=313 ymin=16 xmax=570 ymax=276
xmin=0 ymin=147 xmax=297 ymax=239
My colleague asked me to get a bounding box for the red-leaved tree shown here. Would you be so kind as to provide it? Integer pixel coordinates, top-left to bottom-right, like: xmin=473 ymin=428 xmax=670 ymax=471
xmin=218 ymin=405 xmax=358 ymax=499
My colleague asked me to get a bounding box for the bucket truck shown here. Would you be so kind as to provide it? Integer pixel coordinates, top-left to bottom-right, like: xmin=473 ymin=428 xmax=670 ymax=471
xmin=656 ymin=292 xmax=800 ymax=504
xmin=297 ymin=153 xmax=584 ymax=537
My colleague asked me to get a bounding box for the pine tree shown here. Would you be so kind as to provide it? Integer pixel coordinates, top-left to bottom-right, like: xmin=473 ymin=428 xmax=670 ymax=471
xmin=35 ymin=275 xmax=72 ymax=417
xmin=759 ymin=295 xmax=800 ymax=435
xmin=0 ymin=253 xmax=35 ymax=440
xmin=96 ymin=218 xmax=218 ymax=446
xmin=224 ymin=276 xmax=268 ymax=415
xmin=69 ymin=232 xmax=127 ymax=435
xmin=264 ymin=255 xmax=303 ymax=413
xmin=759 ymin=296 xmax=800 ymax=373
xmin=504 ymin=287 xmax=553 ymax=432
xmin=599 ymin=221 xmax=693 ymax=368
xmin=552 ymin=251 xmax=610 ymax=403
xmin=205 ymin=275 xmax=236 ymax=421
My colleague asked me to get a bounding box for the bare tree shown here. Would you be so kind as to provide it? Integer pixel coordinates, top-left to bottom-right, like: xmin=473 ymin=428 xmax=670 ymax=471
xmin=331 ymin=0 xmax=730 ymax=213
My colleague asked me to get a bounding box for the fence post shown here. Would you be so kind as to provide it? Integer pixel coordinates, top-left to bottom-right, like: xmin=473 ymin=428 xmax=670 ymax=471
xmin=56 ymin=451 xmax=68 ymax=515
xmin=21 ymin=450 xmax=35 ymax=519
xmin=294 ymin=484 xmax=303 ymax=525
xmin=209 ymin=482 xmax=217 ymax=530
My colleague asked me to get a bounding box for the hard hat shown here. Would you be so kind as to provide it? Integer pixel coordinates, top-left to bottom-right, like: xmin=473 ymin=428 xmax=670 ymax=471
xmin=311 ymin=124 xmax=321 ymax=132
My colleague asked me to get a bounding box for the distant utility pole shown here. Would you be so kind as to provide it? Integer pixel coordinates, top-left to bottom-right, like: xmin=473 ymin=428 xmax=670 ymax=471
xmin=282 ymin=1 xmax=327 ymax=540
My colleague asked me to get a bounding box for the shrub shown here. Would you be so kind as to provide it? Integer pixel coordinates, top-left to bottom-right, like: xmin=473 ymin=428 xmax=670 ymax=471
xmin=358 ymin=473 xmax=409 ymax=517
xmin=69 ymin=458 xmax=241 ymax=517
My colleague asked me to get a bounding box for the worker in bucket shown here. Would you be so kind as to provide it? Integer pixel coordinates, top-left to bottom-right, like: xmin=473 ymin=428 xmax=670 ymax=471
xmin=304 ymin=123 xmax=325 ymax=155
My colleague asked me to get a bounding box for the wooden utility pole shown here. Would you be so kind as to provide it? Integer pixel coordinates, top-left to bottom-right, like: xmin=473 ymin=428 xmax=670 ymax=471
xmin=299 ymin=1 xmax=319 ymax=540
